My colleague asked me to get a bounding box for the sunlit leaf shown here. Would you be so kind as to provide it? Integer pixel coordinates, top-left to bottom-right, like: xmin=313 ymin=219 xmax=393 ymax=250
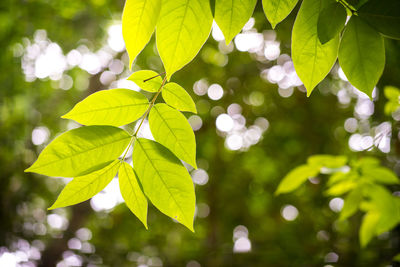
xmin=307 ymin=155 xmax=348 ymax=169
xmin=156 ymin=0 xmax=213 ymax=80
xmin=122 ymin=0 xmax=162 ymax=69
xmin=25 ymin=126 xmax=131 ymax=177
xmin=214 ymin=0 xmax=257 ymax=44
xmin=262 ymin=0 xmax=299 ymax=29
xmin=292 ymin=0 xmax=339 ymax=96
xmin=340 ymin=186 xmax=363 ymax=220
xmin=49 ymin=160 xmax=120 ymax=209
xmin=276 ymin=164 xmax=320 ymax=195
xmin=62 ymin=89 xmax=149 ymax=126
xmin=119 ymin=161 xmax=148 ymax=228
xmin=162 ymin=83 xmax=197 ymax=113
xmin=362 ymin=166 xmax=399 ymax=185
xmin=338 ymin=16 xmax=385 ymax=98
xmin=325 ymin=180 xmax=357 ymax=196
xmin=132 ymin=138 xmax=195 ymax=231
xmin=358 ymin=0 xmax=400 ymax=40
xmin=128 ymin=70 xmax=163 ymax=92
xmin=317 ymin=2 xmax=347 ymax=44
xmin=359 ymin=211 xmax=380 ymax=247
xmin=149 ymin=103 xmax=197 ymax=168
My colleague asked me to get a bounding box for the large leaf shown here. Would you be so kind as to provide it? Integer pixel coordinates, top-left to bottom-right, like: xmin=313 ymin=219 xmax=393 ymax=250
xmin=162 ymin=82 xmax=197 ymax=113
xmin=262 ymin=0 xmax=299 ymax=29
xmin=122 ymin=0 xmax=162 ymax=69
xmin=338 ymin=16 xmax=385 ymax=98
xmin=128 ymin=70 xmax=163 ymax=92
xmin=49 ymin=160 xmax=120 ymax=209
xmin=149 ymin=103 xmax=197 ymax=168
xmin=276 ymin=164 xmax=320 ymax=195
xmin=292 ymin=0 xmax=339 ymax=96
xmin=62 ymin=89 xmax=149 ymax=126
xmin=156 ymin=0 xmax=213 ymax=80
xmin=358 ymin=0 xmax=400 ymax=40
xmin=119 ymin=161 xmax=148 ymax=228
xmin=25 ymin=126 xmax=131 ymax=177
xmin=214 ymin=0 xmax=257 ymax=44
xmin=132 ymin=138 xmax=195 ymax=231
xmin=317 ymin=2 xmax=347 ymax=44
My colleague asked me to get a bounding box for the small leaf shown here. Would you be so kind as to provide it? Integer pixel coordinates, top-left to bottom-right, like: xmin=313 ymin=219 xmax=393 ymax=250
xmin=132 ymin=138 xmax=195 ymax=231
xmin=360 ymin=211 xmax=380 ymax=247
xmin=128 ymin=70 xmax=163 ymax=92
xmin=25 ymin=126 xmax=131 ymax=177
xmin=338 ymin=16 xmax=385 ymax=98
xmin=149 ymin=103 xmax=197 ymax=168
xmin=362 ymin=166 xmax=399 ymax=185
xmin=119 ymin=161 xmax=148 ymax=228
xmin=325 ymin=180 xmax=357 ymax=196
xmin=340 ymin=187 xmax=363 ymax=220
xmin=317 ymin=2 xmax=347 ymax=44
xmin=307 ymin=154 xmax=348 ymax=169
xmin=292 ymin=0 xmax=340 ymax=96
xmin=49 ymin=160 xmax=120 ymax=209
xmin=122 ymin=0 xmax=162 ymax=69
xmin=262 ymin=0 xmax=299 ymax=29
xmin=275 ymin=164 xmax=320 ymax=195
xmin=358 ymin=0 xmax=400 ymax=40
xmin=162 ymin=83 xmax=197 ymax=113
xmin=62 ymin=89 xmax=149 ymax=126
xmin=156 ymin=0 xmax=213 ymax=80
xmin=214 ymin=0 xmax=257 ymax=44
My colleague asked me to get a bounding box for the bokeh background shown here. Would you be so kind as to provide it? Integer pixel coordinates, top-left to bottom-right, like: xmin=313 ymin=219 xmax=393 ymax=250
xmin=1 ymin=1 xmax=400 ymax=266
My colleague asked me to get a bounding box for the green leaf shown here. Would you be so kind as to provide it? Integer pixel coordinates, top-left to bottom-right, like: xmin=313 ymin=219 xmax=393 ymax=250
xmin=340 ymin=187 xmax=363 ymax=220
xmin=360 ymin=211 xmax=380 ymax=247
xmin=162 ymin=82 xmax=197 ymax=113
xmin=149 ymin=103 xmax=197 ymax=168
xmin=119 ymin=161 xmax=148 ymax=228
xmin=292 ymin=0 xmax=339 ymax=96
xmin=358 ymin=0 xmax=400 ymax=40
xmin=307 ymin=155 xmax=348 ymax=169
xmin=49 ymin=160 xmax=120 ymax=209
xmin=214 ymin=0 xmax=257 ymax=44
xmin=128 ymin=70 xmax=163 ymax=92
xmin=132 ymin=138 xmax=195 ymax=231
xmin=325 ymin=180 xmax=357 ymax=196
xmin=393 ymin=253 xmax=400 ymax=262
xmin=275 ymin=164 xmax=320 ymax=195
xmin=156 ymin=0 xmax=213 ymax=80
xmin=122 ymin=0 xmax=162 ymax=69
xmin=262 ymin=0 xmax=299 ymax=29
xmin=25 ymin=126 xmax=131 ymax=177
xmin=317 ymin=2 xmax=347 ymax=44
xmin=338 ymin=16 xmax=385 ymax=98
xmin=362 ymin=166 xmax=399 ymax=185
xmin=62 ymin=89 xmax=149 ymax=126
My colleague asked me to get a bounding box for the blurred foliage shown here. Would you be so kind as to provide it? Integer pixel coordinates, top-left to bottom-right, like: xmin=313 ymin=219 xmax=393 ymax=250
xmin=1 ymin=0 xmax=400 ymax=266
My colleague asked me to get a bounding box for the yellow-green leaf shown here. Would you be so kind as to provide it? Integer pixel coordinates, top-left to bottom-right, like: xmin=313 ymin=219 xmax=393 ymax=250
xmin=132 ymin=138 xmax=195 ymax=231
xmin=49 ymin=160 xmax=120 ymax=209
xmin=214 ymin=0 xmax=257 ymax=44
xmin=317 ymin=2 xmax=347 ymax=44
xmin=162 ymin=82 xmax=197 ymax=113
xmin=292 ymin=0 xmax=339 ymax=96
xmin=276 ymin=164 xmax=320 ymax=195
xmin=338 ymin=16 xmax=385 ymax=98
xmin=340 ymin=187 xmax=363 ymax=220
xmin=262 ymin=0 xmax=299 ymax=29
xmin=156 ymin=0 xmax=213 ymax=80
xmin=122 ymin=0 xmax=162 ymax=69
xmin=128 ymin=70 xmax=163 ymax=92
xmin=119 ymin=161 xmax=148 ymax=228
xmin=25 ymin=126 xmax=131 ymax=177
xmin=62 ymin=89 xmax=149 ymax=126
xmin=149 ymin=103 xmax=197 ymax=168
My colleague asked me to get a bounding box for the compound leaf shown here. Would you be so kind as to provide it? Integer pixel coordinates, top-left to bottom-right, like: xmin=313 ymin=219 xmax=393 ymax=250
xmin=49 ymin=160 xmax=120 ymax=209
xmin=162 ymin=82 xmax=197 ymax=113
xmin=62 ymin=89 xmax=149 ymax=126
xmin=132 ymin=138 xmax=195 ymax=231
xmin=25 ymin=126 xmax=131 ymax=177
xmin=119 ymin=161 xmax=148 ymax=228
xmin=149 ymin=103 xmax=197 ymax=168
xmin=122 ymin=0 xmax=162 ymax=69
xmin=156 ymin=0 xmax=213 ymax=80
xmin=214 ymin=0 xmax=257 ymax=44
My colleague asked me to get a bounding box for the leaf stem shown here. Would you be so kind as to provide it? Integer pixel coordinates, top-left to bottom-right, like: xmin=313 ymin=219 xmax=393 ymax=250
xmin=338 ymin=0 xmax=357 ymax=14
xmin=121 ymin=75 xmax=168 ymax=162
